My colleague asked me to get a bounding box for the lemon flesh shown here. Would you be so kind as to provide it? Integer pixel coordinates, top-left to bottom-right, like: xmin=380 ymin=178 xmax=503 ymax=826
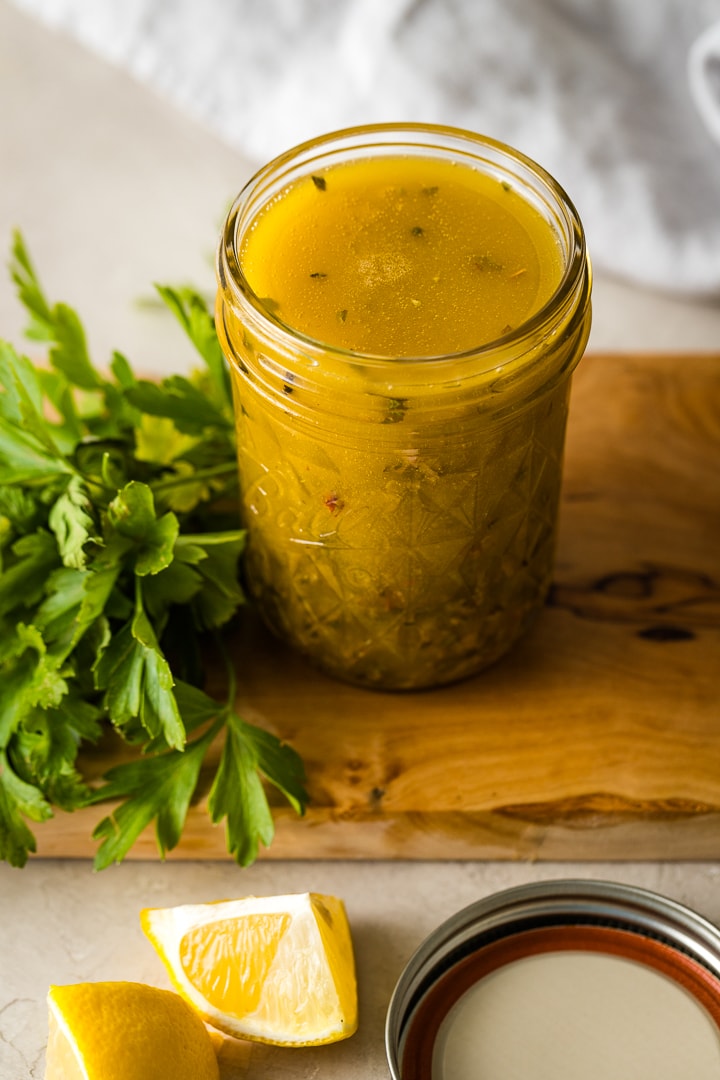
xmin=141 ymin=891 xmax=358 ymax=1046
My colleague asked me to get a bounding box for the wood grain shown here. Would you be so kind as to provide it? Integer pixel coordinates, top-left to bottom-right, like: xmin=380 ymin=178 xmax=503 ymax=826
xmin=34 ymin=353 xmax=720 ymax=862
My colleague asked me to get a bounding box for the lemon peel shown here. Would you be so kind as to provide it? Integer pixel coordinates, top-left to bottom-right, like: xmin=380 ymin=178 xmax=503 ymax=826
xmin=45 ymin=980 xmax=219 ymax=1080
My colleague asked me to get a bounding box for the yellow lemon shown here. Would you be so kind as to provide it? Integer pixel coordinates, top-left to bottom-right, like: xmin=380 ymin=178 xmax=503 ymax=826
xmin=45 ymin=981 xmax=219 ymax=1080
xmin=140 ymin=892 xmax=358 ymax=1046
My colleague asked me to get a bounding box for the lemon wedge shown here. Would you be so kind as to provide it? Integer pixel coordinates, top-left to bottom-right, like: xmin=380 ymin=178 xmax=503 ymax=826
xmin=140 ymin=891 xmax=358 ymax=1046
xmin=45 ymin=981 xmax=219 ymax=1080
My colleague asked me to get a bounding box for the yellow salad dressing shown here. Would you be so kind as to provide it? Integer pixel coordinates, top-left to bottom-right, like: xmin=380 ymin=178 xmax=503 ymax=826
xmin=216 ymin=129 xmax=591 ymax=689
xmin=240 ymin=156 xmax=563 ymax=357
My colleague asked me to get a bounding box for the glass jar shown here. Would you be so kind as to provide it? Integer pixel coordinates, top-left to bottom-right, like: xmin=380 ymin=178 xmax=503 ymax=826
xmin=216 ymin=124 xmax=591 ymax=690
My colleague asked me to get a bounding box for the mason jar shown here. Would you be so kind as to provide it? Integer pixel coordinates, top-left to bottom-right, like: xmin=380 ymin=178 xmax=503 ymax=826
xmin=216 ymin=123 xmax=591 ymax=690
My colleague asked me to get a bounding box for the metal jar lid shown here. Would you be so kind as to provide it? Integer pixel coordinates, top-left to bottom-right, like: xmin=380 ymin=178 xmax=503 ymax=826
xmin=385 ymin=879 xmax=720 ymax=1080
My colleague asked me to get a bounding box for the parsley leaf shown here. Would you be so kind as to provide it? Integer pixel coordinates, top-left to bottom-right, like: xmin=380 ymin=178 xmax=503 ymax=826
xmin=90 ymin=675 xmax=307 ymax=869
xmin=0 ymin=532 xmax=60 ymax=618
xmin=208 ymin=706 xmax=308 ymax=865
xmin=127 ymin=377 xmax=232 ymax=435
xmin=106 ymin=482 xmax=179 ymax=577
xmin=93 ymin=604 xmax=185 ymax=751
xmin=48 ymin=476 xmax=97 ymax=569
xmin=0 ymin=409 xmax=74 ymax=486
xmin=8 ymin=230 xmax=54 ymax=341
xmin=208 ymin=709 xmax=275 ymax=866
xmin=12 ymin=697 xmax=101 ymax=811
xmin=0 ymin=230 xmax=310 ymax=869
xmin=154 ymin=284 xmax=231 ymax=405
xmin=90 ymin=719 xmax=218 ymax=869
xmin=0 ymin=751 xmax=53 ymax=867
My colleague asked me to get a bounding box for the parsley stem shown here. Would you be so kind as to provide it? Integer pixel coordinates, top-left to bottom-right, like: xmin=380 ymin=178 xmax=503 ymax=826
xmin=198 ymin=711 xmax=227 ymax=746
xmin=214 ymin=631 xmax=237 ymax=710
xmin=151 ymin=462 xmax=238 ymax=492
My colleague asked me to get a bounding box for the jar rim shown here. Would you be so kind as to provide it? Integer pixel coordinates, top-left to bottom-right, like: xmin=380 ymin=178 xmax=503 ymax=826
xmin=217 ymin=121 xmax=591 ymax=369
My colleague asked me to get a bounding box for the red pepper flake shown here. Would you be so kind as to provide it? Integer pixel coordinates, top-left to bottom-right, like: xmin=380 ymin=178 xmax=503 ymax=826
xmin=323 ymin=492 xmax=345 ymax=513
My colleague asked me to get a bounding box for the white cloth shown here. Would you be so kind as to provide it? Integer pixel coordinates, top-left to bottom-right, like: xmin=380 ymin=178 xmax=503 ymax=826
xmin=12 ymin=0 xmax=720 ymax=294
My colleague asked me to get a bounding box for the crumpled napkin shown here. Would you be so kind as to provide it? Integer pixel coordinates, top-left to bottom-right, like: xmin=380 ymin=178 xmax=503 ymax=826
xmin=12 ymin=0 xmax=720 ymax=294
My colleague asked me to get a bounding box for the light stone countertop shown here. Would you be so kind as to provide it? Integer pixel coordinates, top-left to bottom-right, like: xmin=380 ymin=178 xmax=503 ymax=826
xmin=5 ymin=860 xmax=720 ymax=1080
xmin=1 ymin=3 xmax=719 ymax=1078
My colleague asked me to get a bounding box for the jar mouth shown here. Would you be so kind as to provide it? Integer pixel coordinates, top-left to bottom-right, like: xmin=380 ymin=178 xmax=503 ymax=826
xmin=217 ymin=122 xmax=590 ymax=369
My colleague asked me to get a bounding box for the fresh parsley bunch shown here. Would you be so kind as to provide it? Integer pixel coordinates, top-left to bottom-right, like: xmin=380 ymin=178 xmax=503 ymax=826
xmin=0 ymin=232 xmax=307 ymax=870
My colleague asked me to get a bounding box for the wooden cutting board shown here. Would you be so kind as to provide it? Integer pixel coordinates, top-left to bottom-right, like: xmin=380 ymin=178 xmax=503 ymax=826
xmin=35 ymin=353 xmax=720 ymax=862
